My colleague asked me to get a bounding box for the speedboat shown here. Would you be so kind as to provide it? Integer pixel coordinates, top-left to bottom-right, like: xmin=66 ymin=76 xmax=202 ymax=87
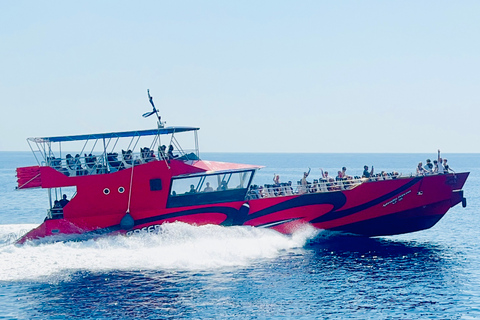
xmin=15 ymin=92 xmax=469 ymax=243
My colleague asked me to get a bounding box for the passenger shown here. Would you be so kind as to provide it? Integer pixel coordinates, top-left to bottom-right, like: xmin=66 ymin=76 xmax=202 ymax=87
xmin=49 ymin=157 xmax=60 ymax=170
xmin=187 ymin=184 xmax=196 ymax=194
xmin=320 ymin=168 xmax=333 ymax=181
xmin=433 ymin=160 xmax=438 ymax=173
xmin=425 ymin=159 xmax=433 ymax=173
xmin=158 ymin=145 xmax=167 ymax=160
xmin=246 ymin=185 xmax=257 ymax=199
xmin=273 ymin=174 xmax=280 ymax=186
xmin=336 ymin=171 xmax=343 ymax=179
xmin=204 ymin=182 xmax=214 ymax=192
xmin=52 ymin=200 xmax=63 ymax=216
xmin=140 ymin=147 xmax=156 ymax=162
xmin=362 ymin=165 xmax=374 ymax=178
xmin=320 ymin=169 xmax=334 ymax=190
xmin=167 ymin=145 xmax=177 ymax=160
xmin=443 ymin=158 xmax=454 ymax=173
xmin=286 ymin=181 xmax=294 ymax=195
xmin=107 ymin=152 xmax=121 ymax=169
xmin=59 ymin=194 xmax=69 ymax=207
xmin=218 ymin=181 xmax=228 ymax=191
xmin=253 ymin=185 xmax=261 ymax=199
xmin=66 ymin=154 xmax=75 ymax=170
xmin=122 ymin=150 xmax=133 ymax=166
xmin=341 ymin=166 xmax=350 ymax=179
xmin=265 ymin=185 xmax=275 ymax=197
xmin=258 ymin=186 xmax=266 ymax=198
xmin=436 ymin=149 xmax=444 ymax=174
xmin=416 ymin=162 xmax=427 ymax=175
xmin=148 ymin=148 xmax=156 ymax=161
xmin=85 ymin=153 xmax=97 ymax=170
xmin=301 ymin=168 xmax=311 ymax=193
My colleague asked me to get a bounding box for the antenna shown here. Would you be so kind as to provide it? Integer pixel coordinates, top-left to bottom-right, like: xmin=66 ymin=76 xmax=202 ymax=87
xmin=142 ymin=89 xmax=165 ymax=128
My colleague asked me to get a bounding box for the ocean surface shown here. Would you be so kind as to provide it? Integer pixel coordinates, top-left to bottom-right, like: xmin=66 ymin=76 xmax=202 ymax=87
xmin=0 ymin=151 xmax=479 ymax=319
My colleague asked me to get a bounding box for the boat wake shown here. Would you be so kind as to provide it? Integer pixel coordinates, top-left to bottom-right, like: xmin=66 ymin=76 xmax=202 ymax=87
xmin=0 ymin=222 xmax=319 ymax=282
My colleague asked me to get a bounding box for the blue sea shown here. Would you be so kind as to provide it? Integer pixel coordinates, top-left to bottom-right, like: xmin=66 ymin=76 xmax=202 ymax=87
xmin=0 ymin=152 xmax=479 ymax=319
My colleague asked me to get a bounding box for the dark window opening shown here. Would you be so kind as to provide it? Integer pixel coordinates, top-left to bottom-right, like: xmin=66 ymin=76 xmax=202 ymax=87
xmin=150 ymin=179 xmax=162 ymax=191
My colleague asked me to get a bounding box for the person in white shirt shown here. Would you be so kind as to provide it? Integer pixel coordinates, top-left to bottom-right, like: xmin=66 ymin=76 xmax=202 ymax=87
xmin=436 ymin=149 xmax=444 ymax=174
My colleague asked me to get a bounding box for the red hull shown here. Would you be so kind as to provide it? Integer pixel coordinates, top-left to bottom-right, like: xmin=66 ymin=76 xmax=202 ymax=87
xmin=16 ymin=158 xmax=469 ymax=243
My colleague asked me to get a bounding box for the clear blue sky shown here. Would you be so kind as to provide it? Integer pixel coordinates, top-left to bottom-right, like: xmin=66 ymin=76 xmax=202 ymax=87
xmin=1 ymin=1 xmax=479 ymax=152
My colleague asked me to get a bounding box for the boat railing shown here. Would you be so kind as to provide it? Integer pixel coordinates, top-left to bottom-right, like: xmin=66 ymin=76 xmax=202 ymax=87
xmin=246 ymin=177 xmax=368 ymax=200
xmin=43 ymin=148 xmax=198 ymax=177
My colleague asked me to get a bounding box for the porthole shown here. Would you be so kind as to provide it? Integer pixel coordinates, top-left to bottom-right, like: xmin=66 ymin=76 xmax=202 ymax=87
xmin=118 ymin=187 xmax=125 ymax=193
xmin=103 ymin=188 xmax=110 ymax=195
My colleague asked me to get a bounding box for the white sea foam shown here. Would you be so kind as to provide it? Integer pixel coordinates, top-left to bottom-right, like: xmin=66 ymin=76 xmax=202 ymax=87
xmin=0 ymin=222 xmax=318 ymax=282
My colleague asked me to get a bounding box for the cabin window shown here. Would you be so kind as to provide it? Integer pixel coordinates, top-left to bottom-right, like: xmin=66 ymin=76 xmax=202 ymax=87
xmin=150 ymin=179 xmax=162 ymax=191
xmin=167 ymin=170 xmax=254 ymax=208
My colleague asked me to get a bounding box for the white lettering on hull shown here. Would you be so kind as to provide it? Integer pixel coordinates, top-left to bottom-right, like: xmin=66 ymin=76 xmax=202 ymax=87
xmin=126 ymin=224 xmax=162 ymax=236
xmin=383 ymin=190 xmax=412 ymax=207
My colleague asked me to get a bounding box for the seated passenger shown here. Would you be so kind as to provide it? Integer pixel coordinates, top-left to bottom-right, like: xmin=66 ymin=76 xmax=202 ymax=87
xmin=122 ymin=149 xmax=133 ymax=166
xmin=158 ymin=145 xmax=168 ymax=161
xmin=52 ymin=200 xmax=63 ymax=215
xmin=48 ymin=157 xmax=61 ymax=170
xmin=416 ymin=162 xmax=426 ymax=175
xmin=107 ymin=152 xmax=122 ymax=169
xmin=167 ymin=145 xmax=178 ymax=160
xmin=85 ymin=153 xmax=97 ymax=169
xmin=66 ymin=154 xmax=75 ymax=170
xmin=285 ymin=181 xmax=294 ymax=195
xmin=74 ymin=154 xmax=87 ymax=176
xmin=187 ymin=184 xmax=196 ymax=194
xmin=246 ymin=185 xmax=257 ymax=199
xmin=258 ymin=186 xmax=266 ymax=198
xmin=140 ymin=147 xmax=156 ymax=163
xmin=204 ymin=182 xmax=214 ymax=192
xmin=443 ymin=158 xmax=454 ymax=174
xmin=319 ymin=178 xmax=328 ymax=192
xmin=341 ymin=166 xmax=351 ymax=179
xmin=253 ymin=185 xmax=261 ymax=198
xmin=425 ymin=159 xmax=433 ymax=173
xmin=218 ymin=181 xmax=228 ymax=191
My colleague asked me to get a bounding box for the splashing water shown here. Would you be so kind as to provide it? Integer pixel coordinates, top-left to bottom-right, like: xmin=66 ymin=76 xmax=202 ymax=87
xmin=0 ymin=222 xmax=319 ymax=282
